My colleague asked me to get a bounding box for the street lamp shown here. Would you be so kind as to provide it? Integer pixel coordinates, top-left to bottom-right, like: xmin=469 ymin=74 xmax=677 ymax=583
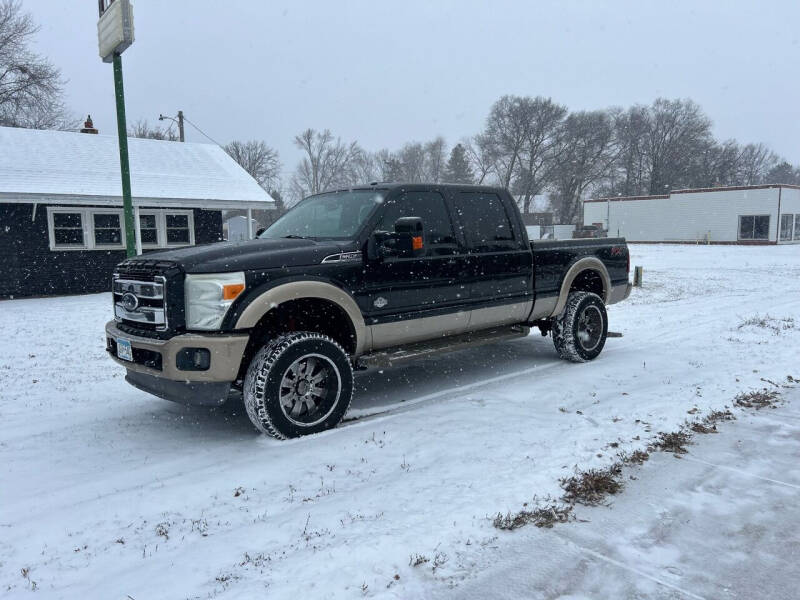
xmin=98 ymin=0 xmax=136 ymax=257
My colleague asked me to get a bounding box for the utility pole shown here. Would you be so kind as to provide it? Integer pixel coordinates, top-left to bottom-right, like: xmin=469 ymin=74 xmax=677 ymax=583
xmin=159 ymin=111 xmax=185 ymax=142
xmin=177 ymin=110 xmax=185 ymax=142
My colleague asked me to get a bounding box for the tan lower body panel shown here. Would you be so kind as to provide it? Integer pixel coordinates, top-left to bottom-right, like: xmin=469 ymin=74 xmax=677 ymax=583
xmin=468 ymin=300 xmax=532 ymax=328
xmin=366 ymin=300 xmax=532 ymax=352
xmin=368 ymin=310 xmax=470 ymax=351
xmin=529 ymin=295 xmax=559 ymax=320
xmin=105 ymin=321 xmax=249 ymax=382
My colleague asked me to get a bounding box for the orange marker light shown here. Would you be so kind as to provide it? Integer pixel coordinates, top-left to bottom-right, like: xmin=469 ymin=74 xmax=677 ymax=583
xmin=222 ymin=283 xmax=245 ymax=300
xmin=412 ymin=236 xmax=423 ymax=250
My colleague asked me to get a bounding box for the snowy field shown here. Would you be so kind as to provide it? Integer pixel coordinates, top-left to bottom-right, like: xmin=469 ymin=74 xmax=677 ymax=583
xmin=1 ymin=244 xmax=799 ymax=599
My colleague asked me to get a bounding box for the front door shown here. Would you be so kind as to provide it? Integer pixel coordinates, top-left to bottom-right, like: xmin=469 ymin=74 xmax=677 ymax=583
xmin=360 ymin=190 xmax=471 ymax=349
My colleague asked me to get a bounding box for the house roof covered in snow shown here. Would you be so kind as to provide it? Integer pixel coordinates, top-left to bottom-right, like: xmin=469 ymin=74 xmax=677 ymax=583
xmin=0 ymin=126 xmax=275 ymax=210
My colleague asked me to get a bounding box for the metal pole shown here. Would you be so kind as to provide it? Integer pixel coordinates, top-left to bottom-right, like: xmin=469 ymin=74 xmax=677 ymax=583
xmin=112 ymin=52 xmax=136 ymax=258
xmin=177 ymin=110 xmax=185 ymax=142
xmin=133 ymin=205 xmax=142 ymax=255
xmin=247 ymin=207 xmax=253 ymax=239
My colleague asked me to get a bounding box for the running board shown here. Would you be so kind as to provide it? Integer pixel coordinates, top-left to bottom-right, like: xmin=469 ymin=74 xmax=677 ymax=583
xmin=356 ymin=325 xmax=530 ymax=369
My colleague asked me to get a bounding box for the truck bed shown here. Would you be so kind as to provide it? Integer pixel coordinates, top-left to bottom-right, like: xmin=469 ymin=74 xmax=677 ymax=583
xmin=530 ymin=237 xmax=630 ymax=301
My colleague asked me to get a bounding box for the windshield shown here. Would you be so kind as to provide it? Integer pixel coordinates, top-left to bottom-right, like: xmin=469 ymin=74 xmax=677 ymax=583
xmin=260 ymin=190 xmax=384 ymax=240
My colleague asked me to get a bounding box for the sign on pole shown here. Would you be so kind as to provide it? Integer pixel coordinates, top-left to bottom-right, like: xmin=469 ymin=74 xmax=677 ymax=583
xmin=98 ymin=0 xmax=135 ymax=62
xmin=98 ymin=0 xmax=137 ymax=257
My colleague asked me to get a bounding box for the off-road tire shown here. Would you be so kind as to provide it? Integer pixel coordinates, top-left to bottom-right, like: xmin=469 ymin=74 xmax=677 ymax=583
xmin=243 ymin=332 xmax=353 ymax=439
xmin=552 ymin=291 xmax=608 ymax=363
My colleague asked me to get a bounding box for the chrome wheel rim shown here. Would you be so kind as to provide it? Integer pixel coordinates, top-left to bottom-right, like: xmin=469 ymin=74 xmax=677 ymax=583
xmin=577 ymin=305 xmax=603 ymax=351
xmin=279 ymin=353 xmax=341 ymax=427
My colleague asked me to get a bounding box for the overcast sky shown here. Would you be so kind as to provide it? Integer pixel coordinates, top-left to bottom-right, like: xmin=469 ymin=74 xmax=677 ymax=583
xmin=25 ymin=0 xmax=800 ymax=179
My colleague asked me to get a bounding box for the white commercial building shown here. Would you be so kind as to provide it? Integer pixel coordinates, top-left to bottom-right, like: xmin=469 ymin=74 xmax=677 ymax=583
xmin=584 ymin=184 xmax=800 ymax=244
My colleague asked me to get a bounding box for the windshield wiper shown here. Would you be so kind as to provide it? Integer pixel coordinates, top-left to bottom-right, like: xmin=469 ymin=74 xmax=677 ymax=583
xmin=282 ymin=234 xmax=311 ymax=240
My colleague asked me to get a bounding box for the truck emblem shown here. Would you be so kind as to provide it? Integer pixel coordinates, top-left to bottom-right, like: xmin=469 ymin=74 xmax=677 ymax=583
xmin=374 ymin=296 xmax=388 ymax=308
xmin=121 ymin=292 xmax=139 ymax=311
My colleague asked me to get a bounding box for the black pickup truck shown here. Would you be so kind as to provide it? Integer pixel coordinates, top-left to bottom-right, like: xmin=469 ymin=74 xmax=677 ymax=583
xmin=106 ymin=183 xmax=631 ymax=438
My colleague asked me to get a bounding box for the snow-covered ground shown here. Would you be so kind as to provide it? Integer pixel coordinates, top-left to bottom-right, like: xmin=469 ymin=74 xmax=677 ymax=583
xmin=1 ymin=244 xmax=799 ymax=599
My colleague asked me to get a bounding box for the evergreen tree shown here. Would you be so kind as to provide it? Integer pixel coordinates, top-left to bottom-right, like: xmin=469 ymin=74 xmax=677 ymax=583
xmin=443 ymin=143 xmax=475 ymax=184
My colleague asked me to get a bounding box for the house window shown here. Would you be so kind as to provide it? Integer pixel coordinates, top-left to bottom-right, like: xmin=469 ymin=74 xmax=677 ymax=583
xmin=93 ymin=212 xmax=124 ymax=247
xmin=47 ymin=207 xmax=196 ymax=251
xmin=738 ymin=215 xmax=770 ymax=241
xmin=795 ymin=215 xmax=800 ymax=241
xmin=165 ymin=213 xmax=191 ymax=245
xmin=139 ymin=213 xmax=159 ymax=246
xmin=52 ymin=211 xmax=85 ymax=248
xmin=780 ymin=214 xmax=793 ymax=241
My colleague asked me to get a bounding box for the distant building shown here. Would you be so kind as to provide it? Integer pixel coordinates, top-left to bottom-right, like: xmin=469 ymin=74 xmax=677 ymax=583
xmin=0 ymin=126 xmax=274 ymax=298
xmin=225 ymin=215 xmax=260 ymax=241
xmin=584 ymin=184 xmax=800 ymax=244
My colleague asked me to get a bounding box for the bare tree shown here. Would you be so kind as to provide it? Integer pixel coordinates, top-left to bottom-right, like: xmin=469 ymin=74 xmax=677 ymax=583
xmin=549 ymin=110 xmax=617 ymax=224
xmin=290 ymin=128 xmax=365 ymax=200
xmin=225 ymin=139 xmax=283 ymax=211
xmin=513 ymin=97 xmax=567 ymax=213
xmin=608 ymin=105 xmax=649 ymax=196
xmin=480 ymin=95 xmax=531 ymax=188
xmin=423 ymin=136 xmax=447 ymax=182
xmin=129 ymin=119 xmax=179 ymax=141
xmin=737 ymin=143 xmax=778 ymax=185
xmin=645 ymin=98 xmax=713 ymax=194
xmin=0 ymin=0 xmax=74 ymax=129
xmin=224 ymin=140 xmax=281 ymax=190
xmin=463 ymin=136 xmax=496 ymax=184
xmin=373 ymin=137 xmax=448 ymax=183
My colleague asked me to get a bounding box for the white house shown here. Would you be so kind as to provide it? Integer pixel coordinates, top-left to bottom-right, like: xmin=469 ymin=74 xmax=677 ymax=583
xmin=584 ymin=184 xmax=800 ymax=244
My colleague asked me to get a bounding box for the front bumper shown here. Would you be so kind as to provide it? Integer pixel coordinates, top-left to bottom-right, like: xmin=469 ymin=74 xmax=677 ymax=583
xmin=105 ymin=320 xmax=249 ymax=383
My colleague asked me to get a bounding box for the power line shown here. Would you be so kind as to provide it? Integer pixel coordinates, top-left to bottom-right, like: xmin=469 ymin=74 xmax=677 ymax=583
xmin=182 ymin=114 xmax=224 ymax=147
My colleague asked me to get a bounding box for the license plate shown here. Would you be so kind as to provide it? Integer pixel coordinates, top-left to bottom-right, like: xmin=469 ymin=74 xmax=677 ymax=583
xmin=117 ymin=338 xmax=133 ymax=362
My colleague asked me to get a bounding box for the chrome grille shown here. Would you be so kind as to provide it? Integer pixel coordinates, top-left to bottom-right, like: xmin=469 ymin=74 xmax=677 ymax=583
xmin=113 ymin=275 xmax=168 ymax=330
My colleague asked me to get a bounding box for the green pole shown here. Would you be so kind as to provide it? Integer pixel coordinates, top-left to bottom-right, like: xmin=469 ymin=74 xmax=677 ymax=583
xmin=112 ymin=52 xmax=136 ymax=257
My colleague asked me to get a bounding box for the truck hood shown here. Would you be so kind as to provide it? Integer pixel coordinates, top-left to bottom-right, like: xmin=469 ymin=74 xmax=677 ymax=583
xmin=142 ymin=238 xmax=353 ymax=273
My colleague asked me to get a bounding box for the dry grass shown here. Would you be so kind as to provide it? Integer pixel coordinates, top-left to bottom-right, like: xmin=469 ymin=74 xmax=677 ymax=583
xmin=561 ymin=464 xmax=624 ymax=505
xmin=493 ymin=504 xmax=574 ymax=530
xmin=734 ymin=389 xmax=780 ymax=410
xmin=737 ymin=315 xmax=796 ymax=335
xmin=650 ymin=431 xmax=692 ymax=454
xmin=690 ymin=421 xmax=718 ymax=434
xmin=619 ymin=449 xmax=650 ymax=465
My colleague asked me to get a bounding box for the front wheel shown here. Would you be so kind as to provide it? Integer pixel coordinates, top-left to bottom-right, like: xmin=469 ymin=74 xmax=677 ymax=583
xmin=243 ymin=332 xmax=353 ymax=438
xmin=552 ymin=291 xmax=608 ymax=362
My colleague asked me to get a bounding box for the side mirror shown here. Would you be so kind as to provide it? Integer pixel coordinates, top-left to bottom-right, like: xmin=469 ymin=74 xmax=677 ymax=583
xmin=369 ymin=216 xmax=425 ymax=260
xmin=255 ymin=228 xmax=265 ymax=237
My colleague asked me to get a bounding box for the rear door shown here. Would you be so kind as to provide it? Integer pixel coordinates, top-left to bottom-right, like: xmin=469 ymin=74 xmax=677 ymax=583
xmin=450 ymin=190 xmax=533 ymax=328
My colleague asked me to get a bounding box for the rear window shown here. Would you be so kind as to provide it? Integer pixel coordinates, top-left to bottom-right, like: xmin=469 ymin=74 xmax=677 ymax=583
xmin=453 ymin=192 xmax=516 ymax=252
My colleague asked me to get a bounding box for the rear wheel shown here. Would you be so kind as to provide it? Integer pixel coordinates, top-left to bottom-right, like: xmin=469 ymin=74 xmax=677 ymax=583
xmin=552 ymin=291 xmax=608 ymax=362
xmin=244 ymin=332 xmax=353 ymax=438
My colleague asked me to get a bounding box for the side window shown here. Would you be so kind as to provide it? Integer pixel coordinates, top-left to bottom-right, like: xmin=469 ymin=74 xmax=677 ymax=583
xmin=376 ymin=191 xmax=457 ymax=255
xmin=453 ymin=192 xmax=516 ymax=252
xmin=738 ymin=215 xmax=770 ymax=241
xmin=93 ymin=212 xmax=124 ymax=247
xmin=52 ymin=211 xmax=86 ymax=248
xmin=165 ymin=213 xmax=192 ymax=245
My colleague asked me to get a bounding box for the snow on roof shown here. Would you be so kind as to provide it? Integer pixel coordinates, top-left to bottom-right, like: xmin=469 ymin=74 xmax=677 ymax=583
xmin=0 ymin=126 xmax=274 ymax=209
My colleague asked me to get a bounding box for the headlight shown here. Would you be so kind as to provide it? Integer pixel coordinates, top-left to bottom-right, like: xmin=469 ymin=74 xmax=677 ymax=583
xmin=184 ymin=272 xmax=246 ymax=330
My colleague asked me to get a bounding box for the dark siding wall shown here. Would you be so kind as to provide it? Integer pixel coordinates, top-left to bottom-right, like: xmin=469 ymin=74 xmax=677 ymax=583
xmin=194 ymin=208 xmax=223 ymax=244
xmin=0 ymin=204 xmax=223 ymax=298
